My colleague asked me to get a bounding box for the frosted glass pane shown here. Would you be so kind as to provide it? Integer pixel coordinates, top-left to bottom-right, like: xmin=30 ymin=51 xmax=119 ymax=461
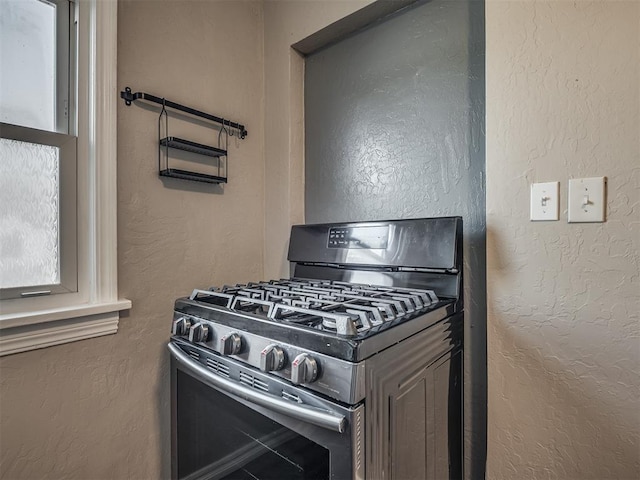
xmin=0 ymin=0 xmax=56 ymax=131
xmin=0 ymin=138 xmax=60 ymax=289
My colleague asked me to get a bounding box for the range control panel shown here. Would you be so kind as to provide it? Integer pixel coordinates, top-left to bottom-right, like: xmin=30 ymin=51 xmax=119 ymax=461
xmin=328 ymin=225 xmax=389 ymax=249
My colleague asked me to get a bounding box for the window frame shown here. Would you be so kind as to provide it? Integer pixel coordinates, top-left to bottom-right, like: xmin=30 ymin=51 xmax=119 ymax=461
xmin=0 ymin=0 xmax=131 ymax=356
xmin=54 ymin=0 xmax=72 ymax=134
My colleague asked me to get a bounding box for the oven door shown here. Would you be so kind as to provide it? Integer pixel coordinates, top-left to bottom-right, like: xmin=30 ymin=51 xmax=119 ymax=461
xmin=169 ymin=342 xmax=364 ymax=480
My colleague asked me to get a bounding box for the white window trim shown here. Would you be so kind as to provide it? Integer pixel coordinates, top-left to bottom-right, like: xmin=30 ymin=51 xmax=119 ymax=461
xmin=0 ymin=0 xmax=131 ymax=356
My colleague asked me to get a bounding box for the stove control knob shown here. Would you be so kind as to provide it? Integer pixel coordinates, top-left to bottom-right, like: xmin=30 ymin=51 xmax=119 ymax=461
xmin=219 ymin=333 xmax=242 ymax=356
xmin=291 ymin=353 xmax=318 ymax=385
xmin=188 ymin=322 xmax=209 ymax=343
xmin=171 ymin=317 xmax=192 ymax=336
xmin=260 ymin=344 xmax=285 ymax=372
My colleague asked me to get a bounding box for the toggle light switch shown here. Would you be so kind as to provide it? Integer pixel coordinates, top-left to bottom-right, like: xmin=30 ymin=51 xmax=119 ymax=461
xmin=530 ymin=181 xmax=560 ymax=221
xmin=582 ymin=195 xmax=590 ymax=207
xmin=568 ymin=177 xmax=606 ymax=223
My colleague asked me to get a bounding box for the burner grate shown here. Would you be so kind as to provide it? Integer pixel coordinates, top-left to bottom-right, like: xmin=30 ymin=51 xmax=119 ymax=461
xmin=196 ymin=279 xmax=438 ymax=337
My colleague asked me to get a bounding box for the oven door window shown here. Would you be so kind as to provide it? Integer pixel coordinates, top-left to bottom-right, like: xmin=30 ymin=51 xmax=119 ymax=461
xmin=177 ymin=370 xmax=330 ymax=480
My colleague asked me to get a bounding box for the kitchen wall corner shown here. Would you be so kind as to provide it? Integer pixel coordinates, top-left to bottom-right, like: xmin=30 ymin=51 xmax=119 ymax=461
xmin=262 ymin=0 xmax=373 ymax=279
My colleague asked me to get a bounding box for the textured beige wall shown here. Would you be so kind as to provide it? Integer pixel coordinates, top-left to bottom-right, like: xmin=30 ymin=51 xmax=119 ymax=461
xmin=0 ymin=1 xmax=264 ymax=478
xmin=486 ymin=1 xmax=640 ymax=479
xmin=263 ymin=0 xmax=373 ymax=279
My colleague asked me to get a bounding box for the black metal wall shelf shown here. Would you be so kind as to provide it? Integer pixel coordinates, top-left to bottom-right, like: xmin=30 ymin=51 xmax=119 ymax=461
xmin=159 ymin=137 xmax=227 ymax=158
xmin=159 ymin=168 xmax=227 ymax=184
xmin=120 ymin=87 xmax=247 ymax=185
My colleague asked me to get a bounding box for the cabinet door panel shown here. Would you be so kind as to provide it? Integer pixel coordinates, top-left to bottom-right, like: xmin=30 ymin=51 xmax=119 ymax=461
xmin=391 ymin=368 xmax=433 ymax=480
xmin=365 ymin=314 xmax=463 ymax=480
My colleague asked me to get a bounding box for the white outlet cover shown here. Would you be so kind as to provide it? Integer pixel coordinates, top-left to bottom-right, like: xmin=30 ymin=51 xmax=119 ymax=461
xmin=568 ymin=177 xmax=606 ymax=223
xmin=530 ymin=181 xmax=560 ymax=221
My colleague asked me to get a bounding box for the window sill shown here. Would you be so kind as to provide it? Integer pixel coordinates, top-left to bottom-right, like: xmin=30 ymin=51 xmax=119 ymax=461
xmin=0 ymin=299 xmax=131 ymax=356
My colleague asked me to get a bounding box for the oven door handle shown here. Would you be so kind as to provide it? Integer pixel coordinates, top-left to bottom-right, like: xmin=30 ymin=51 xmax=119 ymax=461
xmin=168 ymin=343 xmax=347 ymax=433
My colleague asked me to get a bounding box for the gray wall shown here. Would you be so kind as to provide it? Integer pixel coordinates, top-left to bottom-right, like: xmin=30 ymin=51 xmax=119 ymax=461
xmin=304 ymin=1 xmax=486 ymax=477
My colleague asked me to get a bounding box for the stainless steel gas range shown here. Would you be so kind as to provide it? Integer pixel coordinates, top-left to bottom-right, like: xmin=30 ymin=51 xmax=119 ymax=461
xmin=169 ymin=217 xmax=463 ymax=480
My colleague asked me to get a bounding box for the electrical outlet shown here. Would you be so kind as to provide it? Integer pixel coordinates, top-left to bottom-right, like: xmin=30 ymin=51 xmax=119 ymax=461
xmin=530 ymin=182 xmax=560 ymax=221
xmin=568 ymin=177 xmax=606 ymax=223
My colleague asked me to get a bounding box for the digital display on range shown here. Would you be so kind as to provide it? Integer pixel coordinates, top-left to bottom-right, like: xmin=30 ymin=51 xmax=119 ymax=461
xmin=327 ymin=225 xmax=389 ymax=249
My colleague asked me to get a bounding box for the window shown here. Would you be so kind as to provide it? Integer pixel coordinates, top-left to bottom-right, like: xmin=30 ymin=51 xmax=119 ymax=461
xmin=0 ymin=0 xmax=71 ymax=132
xmin=0 ymin=127 xmax=77 ymax=299
xmin=1 ymin=0 xmax=76 ymax=300
xmin=0 ymin=0 xmax=130 ymax=356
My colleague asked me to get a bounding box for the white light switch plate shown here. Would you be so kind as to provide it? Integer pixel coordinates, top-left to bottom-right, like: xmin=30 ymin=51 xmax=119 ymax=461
xmin=531 ymin=181 xmax=560 ymax=221
xmin=568 ymin=177 xmax=607 ymax=223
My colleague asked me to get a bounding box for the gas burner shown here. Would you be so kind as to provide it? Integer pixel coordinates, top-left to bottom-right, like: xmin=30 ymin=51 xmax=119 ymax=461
xmin=194 ymin=279 xmax=438 ymax=336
